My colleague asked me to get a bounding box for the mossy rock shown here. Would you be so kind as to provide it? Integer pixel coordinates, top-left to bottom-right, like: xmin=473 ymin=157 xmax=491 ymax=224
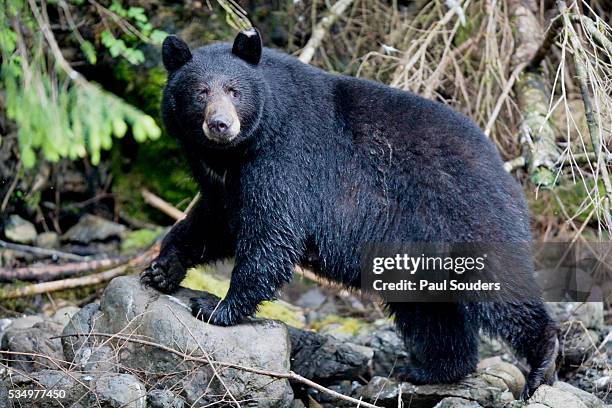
xmin=121 ymin=227 xmax=163 ymax=254
xmin=527 ymin=177 xmax=608 ymax=225
xmin=181 ymin=266 xmax=306 ymax=328
xmin=309 ymin=314 xmax=370 ymax=337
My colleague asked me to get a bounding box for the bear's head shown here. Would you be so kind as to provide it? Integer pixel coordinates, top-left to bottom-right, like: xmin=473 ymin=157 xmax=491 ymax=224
xmin=161 ymin=28 xmax=265 ymax=148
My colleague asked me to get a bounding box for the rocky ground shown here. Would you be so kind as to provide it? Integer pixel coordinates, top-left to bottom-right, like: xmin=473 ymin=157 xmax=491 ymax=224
xmin=0 ymin=273 xmax=610 ymax=408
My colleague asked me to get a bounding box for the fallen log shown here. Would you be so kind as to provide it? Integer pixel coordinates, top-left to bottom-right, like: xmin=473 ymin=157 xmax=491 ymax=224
xmin=0 ymin=244 xmax=159 ymax=299
xmin=0 ymin=255 xmax=128 ymax=283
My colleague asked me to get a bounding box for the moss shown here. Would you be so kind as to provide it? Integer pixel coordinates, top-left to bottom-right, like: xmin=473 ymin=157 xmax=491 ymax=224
xmin=121 ymin=227 xmax=163 ymax=253
xmin=257 ymin=301 xmax=305 ymax=328
xmin=181 ymin=266 xmax=305 ymax=328
xmin=0 ymin=280 xmax=102 ymax=315
xmin=181 ymin=265 xmax=230 ymax=298
xmin=309 ymin=314 xmax=369 ymax=336
xmin=527 ymin=177 xmax=607 ymax=224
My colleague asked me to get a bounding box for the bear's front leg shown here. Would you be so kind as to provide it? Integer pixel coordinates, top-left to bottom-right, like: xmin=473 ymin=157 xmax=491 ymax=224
xmin=191 ymin=224 xmax=300 ymax=326
xmin=142 ymin=194 xmax=233 ymax=294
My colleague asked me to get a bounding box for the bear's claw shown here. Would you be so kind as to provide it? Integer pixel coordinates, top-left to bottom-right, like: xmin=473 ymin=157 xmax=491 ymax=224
xmin=190 ymin=294 xmax=237 ymax=326
xmin=140 ymin=252 xmax=185 ymax=294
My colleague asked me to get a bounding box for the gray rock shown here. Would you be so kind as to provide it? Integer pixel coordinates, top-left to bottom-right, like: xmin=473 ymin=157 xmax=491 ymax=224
xmin=1 ymin=320 xmax=64 ymax=372
xmin=94 ymin=373 xmax=146 ymax=408
xmin=290 ymin=399 xmax=307 ymax=408
xmin=62 ymin=214 xmax=126 ymax=243
xmin=62 ymin=275 xmax=293 ymax=407
xmin=3 ymin=315 xmax=44 ymax=330
xmin=50 ymin=306 xmax=80 ymax=327
xmin=565 ymin=350 xmax=612 ymax=404
xmin=528 ymin=384 xmax=588 ymax=408
xmin=309 ymin=380 xmax=352 ymax=404
xmin=0 ymin=369 xmax=87 ymax=408
xmin=559 ymin=323 xmax=599 ymax=367
xmin=476 ymin=357 xmax=525 ymax=398
xmin=0 ymin=318 xmax=11 ymax=345
xmin=0 ymin=370 xmax=145 ymax=408
xmin=35 ymin=232 xmax=60 ymax=249
xmin=4 ymin=215 xmax=37 ymax=244
xmin=552 ymin=382 xmax=605 ymax=408
xmin=433 ymin=397 xmax=483 ymax=407
xmin=288 ymin=326 xmax=373 ymax=383
xmin=147 ymin=389 xmax=185 ymax=408
xmin=73 ymin=345 xmax=118 ymax=373
xmin=548 ymin=302 xmax=604 ymax=330
xmin=296 ymin=288 xmax=326 ymax=309
xmin=355 ymin=359 xmax=525 ymax=408
xmin=61 ymin=302 xmax=100 ymax=362
xmin=354 ymin=323 xmax=410 ymax=376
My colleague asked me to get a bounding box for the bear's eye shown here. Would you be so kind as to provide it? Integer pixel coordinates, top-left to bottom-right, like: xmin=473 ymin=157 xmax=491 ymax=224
xmin=228 ymin=88 xmax=240 ymax=99
xmin=196 ymin=88 xmax=209 ymax=102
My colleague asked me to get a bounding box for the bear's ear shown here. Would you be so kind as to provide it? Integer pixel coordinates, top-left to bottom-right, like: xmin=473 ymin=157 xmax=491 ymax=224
xmin=162 ymin=35 xmax=192 ymax=72
xmin=232 ymin=28 xmax=262 ymax=65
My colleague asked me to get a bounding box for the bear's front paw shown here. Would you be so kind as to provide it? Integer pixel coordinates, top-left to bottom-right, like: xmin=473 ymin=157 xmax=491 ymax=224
xmin=140 ymin=251 xmax=185 ymax=294
xmin=190 ymin=295 xmax=238 ymax=326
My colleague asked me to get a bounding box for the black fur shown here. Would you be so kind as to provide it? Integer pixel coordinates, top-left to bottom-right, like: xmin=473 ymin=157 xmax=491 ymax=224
xmin=141 ymin=33 xmax=558 ymax=398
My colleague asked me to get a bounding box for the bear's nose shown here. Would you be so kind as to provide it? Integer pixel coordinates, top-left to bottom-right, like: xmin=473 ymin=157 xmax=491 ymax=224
xmin=208 ymin=115 xmax=231 ymax=135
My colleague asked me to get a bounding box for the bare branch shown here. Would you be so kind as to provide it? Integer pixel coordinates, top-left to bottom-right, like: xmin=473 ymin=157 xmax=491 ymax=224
xmin=298 ymin=0 xmax=355 ymax=64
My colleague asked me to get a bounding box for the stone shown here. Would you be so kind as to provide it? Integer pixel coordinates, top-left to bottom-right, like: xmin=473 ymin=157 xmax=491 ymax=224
xmin=477 ymin=358 xmax=525 ymax=399
xmin=0 ymin=370 xmax=145 ymax=408
xmin=3 ymin=215 xmax=37 ymax=244
xmin=354 ymin=323 xmax=410 ymax=376
xmin=73 ymin=345 xmax=118 ymax=373
xmin=433 ymin=397 xmax=484 ymax=407
xmin=295 ymin=288 xmax=326 ymax=309
xmin=528 ymin=384 xmax=588 ymax=408
xmin=288 ymin=326 xmax=373 ymax=384
xmin=3 ymin=315 xmax=44 ymax=330
xmin=61 ymin=214 xmax=126 ymax=243
xmin=51 ymin=306 xmax=80 ymax=327
xmin=61 ymin=302 xmax=100 ymax=362
xmin=35 ymin=232 xmax=60 ymax=249
xmin=0 ymin=318 xmax=11 ymax=345
xmin=355 ymin=369 xmax=520 ymax=408
xmin=290 ymin=399 xmax=307 ymax=408
xmin=94 ymin=373 xmax=147 ymax=408
xmin=552 ymin=382 xmax=605 ymax=408
xmin=559 ymin=323 xmax=599 ymax=367
xmin=147 ymin=389 xmax=185 ymax=408
xmin=1 ymin=320 xmax=64 ymax=373
xmin=61 ymin=275 xmax=293 ymax=407
xmin=548 ymin=302 xmax=604 ymax=330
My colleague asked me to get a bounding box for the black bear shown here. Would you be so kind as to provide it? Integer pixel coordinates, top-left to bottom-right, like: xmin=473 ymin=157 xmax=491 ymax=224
xmin=141 ymin=28 xmax=558 ymax=398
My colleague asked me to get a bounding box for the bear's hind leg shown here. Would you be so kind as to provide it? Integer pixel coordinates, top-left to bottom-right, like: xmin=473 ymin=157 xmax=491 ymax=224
xmin=480 ymin=301 xmax=558 ymax=399
xmin=390 ymin=303 xmax=479 ymax=384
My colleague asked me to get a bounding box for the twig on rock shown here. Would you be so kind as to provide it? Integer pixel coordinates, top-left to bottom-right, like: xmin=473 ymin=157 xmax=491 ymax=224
xmin=55 ymin=331 xmax=382 ymax=408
